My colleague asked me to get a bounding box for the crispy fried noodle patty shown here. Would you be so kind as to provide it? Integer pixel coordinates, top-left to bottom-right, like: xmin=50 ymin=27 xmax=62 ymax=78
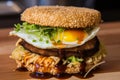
xmin=10 ymin=37 xmax=106 ymax=75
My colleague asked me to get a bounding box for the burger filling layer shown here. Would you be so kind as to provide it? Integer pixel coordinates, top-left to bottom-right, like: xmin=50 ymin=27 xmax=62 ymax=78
xmin=10 ymin=38 xmax=106 ymax=75
xmin=10 ymin=22 xmax=100 ymax=49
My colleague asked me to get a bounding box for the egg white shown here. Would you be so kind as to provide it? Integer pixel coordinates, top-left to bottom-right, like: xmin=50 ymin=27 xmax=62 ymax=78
xmin=10 ymin=27 xmax=100 ymax=49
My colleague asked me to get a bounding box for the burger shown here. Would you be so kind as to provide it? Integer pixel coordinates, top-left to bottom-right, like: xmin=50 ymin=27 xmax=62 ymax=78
xmin=10 ymin=6 xmax=106 ymax=77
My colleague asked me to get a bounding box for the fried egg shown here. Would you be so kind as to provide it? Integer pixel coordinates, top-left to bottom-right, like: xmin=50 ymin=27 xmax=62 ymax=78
xmin=55 ymin=29 xmax=87 ymax=44
xmin=10 ymin=27 xmax=100 ymax=49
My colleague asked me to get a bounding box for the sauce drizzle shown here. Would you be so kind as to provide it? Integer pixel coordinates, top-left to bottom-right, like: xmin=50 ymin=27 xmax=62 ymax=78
xmin=16 ymin=67 xmax=28 ymax=72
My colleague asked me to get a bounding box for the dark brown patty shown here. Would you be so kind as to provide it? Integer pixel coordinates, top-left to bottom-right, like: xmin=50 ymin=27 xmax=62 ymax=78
xmin=19 ymin=37 xmax=99 ymax=58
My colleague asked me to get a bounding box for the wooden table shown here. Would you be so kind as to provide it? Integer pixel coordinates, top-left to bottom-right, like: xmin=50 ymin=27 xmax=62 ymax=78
xmin=0 ymin=22 xmax=120 ymax=80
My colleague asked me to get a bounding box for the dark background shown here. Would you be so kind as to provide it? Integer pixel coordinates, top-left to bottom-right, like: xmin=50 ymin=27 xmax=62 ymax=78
xmin=0 ymin=0 xmax=120 ymax=28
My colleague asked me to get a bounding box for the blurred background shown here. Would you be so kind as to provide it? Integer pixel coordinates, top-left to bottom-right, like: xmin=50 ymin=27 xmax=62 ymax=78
xmin=0 ymin=0 xmax=120 ymax=28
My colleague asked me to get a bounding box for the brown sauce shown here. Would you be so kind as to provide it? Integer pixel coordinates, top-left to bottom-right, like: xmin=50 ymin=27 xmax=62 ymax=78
xmin=55 ymin=60 xmax=67 ymax=73
xmin=30 ymin=72 xmax=53 ymax=79
xmin=80 ymin=61 xmax=86 ymax=76
xmin=30 ymin=72 xmax=72 ymax=79
xmin=16 ymin=67 xmax=93 ymax=79
xmin=54 ymin=73 xmax=72 ymax=79
xmin=16 ymin=67 xmax=28 ymax=72
xmin=30 ymin=72 xmax=93 ymax=79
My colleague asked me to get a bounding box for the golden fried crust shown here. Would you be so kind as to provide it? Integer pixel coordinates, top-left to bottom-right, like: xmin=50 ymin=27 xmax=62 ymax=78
xmin=21 ymin=6 xmax=101 ymax=28
xmin=10 ymin=43 xmax=106 ymax=75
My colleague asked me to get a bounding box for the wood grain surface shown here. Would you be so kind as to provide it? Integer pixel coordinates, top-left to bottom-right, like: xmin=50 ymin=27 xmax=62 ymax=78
xmin=0 ymin=22 xmax=120 ymax=80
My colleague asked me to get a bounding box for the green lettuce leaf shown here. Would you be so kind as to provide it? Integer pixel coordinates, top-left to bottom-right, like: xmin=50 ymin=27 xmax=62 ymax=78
xmin=14 ymin=22 xmax=65 ymax=43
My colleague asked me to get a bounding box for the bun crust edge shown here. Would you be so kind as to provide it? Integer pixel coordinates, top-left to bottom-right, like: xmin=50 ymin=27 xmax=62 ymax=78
xmin=21 ymin=6 xmax=101 ymax=28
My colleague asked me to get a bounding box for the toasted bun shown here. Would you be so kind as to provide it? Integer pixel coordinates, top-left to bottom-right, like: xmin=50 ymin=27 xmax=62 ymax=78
xmin=21 ymin=6 xmax=101 ymax=28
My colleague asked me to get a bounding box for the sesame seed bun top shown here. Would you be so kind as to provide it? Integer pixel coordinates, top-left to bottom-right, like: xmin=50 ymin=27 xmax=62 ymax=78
xmin=21 ymin=6 xmax=101 ymax=28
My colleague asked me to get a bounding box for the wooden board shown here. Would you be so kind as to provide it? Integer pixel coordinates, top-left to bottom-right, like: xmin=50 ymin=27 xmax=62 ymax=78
xmin=0 ymin=22 xmax=120 ymax=80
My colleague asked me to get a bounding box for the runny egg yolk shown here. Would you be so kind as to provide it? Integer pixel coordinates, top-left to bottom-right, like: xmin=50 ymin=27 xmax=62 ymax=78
xmin=58 ymin=30 xmax=87 ymax=44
